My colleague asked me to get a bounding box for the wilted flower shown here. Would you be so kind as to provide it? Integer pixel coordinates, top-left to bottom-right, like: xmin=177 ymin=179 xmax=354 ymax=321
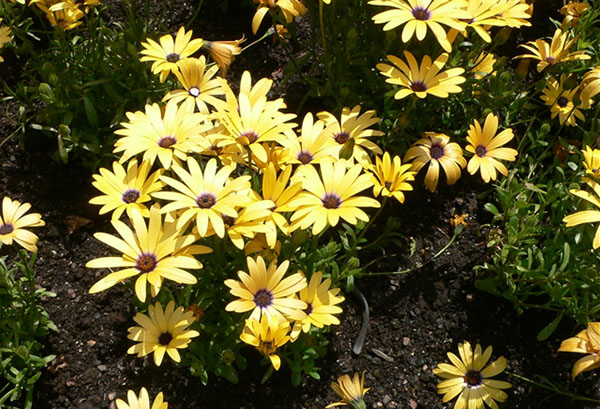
xmin=326 ymin=371 xmax=370 ymax=409
xmin=240 ymin=315 xmax=291 ymax=370
xmin=515 ymin=28 xmax=590 ymax=72
xmin=560 ymin=1 xmax=589 ymax=28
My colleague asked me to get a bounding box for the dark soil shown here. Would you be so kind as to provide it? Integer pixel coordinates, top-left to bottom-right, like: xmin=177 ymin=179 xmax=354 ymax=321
xmin=2 ymin=1 xmax=600 ymax=409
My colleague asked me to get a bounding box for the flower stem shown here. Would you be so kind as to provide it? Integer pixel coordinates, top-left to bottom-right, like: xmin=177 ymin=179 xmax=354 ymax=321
xmin=506 ymin=371 xmax=600 ymax=404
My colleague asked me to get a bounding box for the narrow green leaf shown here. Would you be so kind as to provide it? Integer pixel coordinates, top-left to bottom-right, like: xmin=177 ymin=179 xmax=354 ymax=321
xmin=537 ymin=313 xmax=563 ymax=341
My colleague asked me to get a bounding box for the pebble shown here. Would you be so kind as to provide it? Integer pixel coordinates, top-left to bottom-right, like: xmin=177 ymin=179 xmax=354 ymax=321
xmin=402 ymin=337 xmax=410 ymax=346
xmin=409 ymin=399 xmax=418 ymax=409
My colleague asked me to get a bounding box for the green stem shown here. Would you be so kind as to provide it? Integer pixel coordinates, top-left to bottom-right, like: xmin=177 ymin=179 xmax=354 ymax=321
xmin=318 ymin=0 xmax=327 ymax=57
xmin=506 ymin=371 xmax=600 ymax=403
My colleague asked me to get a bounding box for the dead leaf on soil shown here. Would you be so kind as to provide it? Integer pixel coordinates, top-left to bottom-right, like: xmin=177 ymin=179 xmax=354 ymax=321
xmin=48 ymin=355 xmax=67 ymax=373
xmin=65 ymin=215 xmax=93 ymax=234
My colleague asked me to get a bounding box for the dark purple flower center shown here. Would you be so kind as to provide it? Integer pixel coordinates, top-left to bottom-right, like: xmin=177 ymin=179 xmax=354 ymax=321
xmin=165 ymin=52 xmax=180 ymax=63
xmin=196 ymin=193 xmax=216 ymax=209
xmin=0 ymin=223 xmax=14 ymax=235
xmin=121 ymin=189 xmax=140 ymax=204
xmin=222 ymin=215 xmax=236 ymax=227
xmin=322 ymin=193 xmax=342 ymax=209
xmin=259 ymin=340 xmax=275 ymax=354
xmin=188 ymin=87 xmax=200 ymax=97
xmin=254 ymin=289 xmax=274 ymax=308
xmin=475 ymin=145 xmax=487 ymax=158
xmin=557 ymin=96 xmax=569 ymax=107
xmin=464 ymin=370 xmax=483 ymax=387
xmin=412 ymin=6 xmax=431 ymax=20
xmin=240 ymin=131 xmax=259 ymax=144
xmin=545 ymin=56 xmax=556 ymax=64
xmin=334 ymin=131 xmax=350 ymax=144
xmin=429 ymin=143 xmax=445 ymax=160
xmin=297 ymin=151 xmax=314 ymax=164
xmin=384 ymin=181 xmax=393 ymax=190
xmin=158 ymin=136 xmax=177 ymax=148
xmin=304 ymin=302 xmax=313 ymax=315
xmin=136 ymin=252 xmax=157 ymax=273
xmin=158 ymin=332 xmax=173 ymax=345
xmin=410 ymin=81 xmax=428 ymax=92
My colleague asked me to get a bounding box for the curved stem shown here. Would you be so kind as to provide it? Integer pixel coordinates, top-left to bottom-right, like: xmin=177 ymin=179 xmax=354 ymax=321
xmin=506 ymin=371 xmax=600 ymax=403
xmin=352 ymin=284 xmax=369 ymax=355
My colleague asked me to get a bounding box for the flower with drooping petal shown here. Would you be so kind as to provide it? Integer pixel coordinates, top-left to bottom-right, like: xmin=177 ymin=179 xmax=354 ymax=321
xmin=252 ymin=0 xmax=307 ymax=34
xmin=369 ymin=152 xmax=416 ymax=203
xmin=377 ymin=52 xmax=466 ymax=100
xmin=404 ymin=132 xmax=466 ymax=192
xmin=240 ymin=315 xmax=291 ymax=370
xmin=224 ymin=255 xmax=307 ymax=321
xmin=470 ymin=52 xmax=496 ymax=80
xmin=204 ymin=36 xmax=245 ymax=74
xmin=515 ymin=28 xmax=590 ymax=72
xmin=326 ymin=371 xmax=370 ymax=409
xmin=0 ymin=197 xmax=45 ymax=252
xmin=127 ymin=301 xmax=199 ymax=366
xmin=0 ymin=22 xmax=12 ymax=63
xmin=115 ymin=387 xmax=168 ymax=409
xmin=433 ymin=341 xmax=511 ymax=409
xmin=582 ymin=146 xmax=600 ymax=178
xmin=465 ymin=113 xmax=518 ymax=183
xmin=563 ymin=177 xmax=600 ymax=249
xmin=558 ymin=322 xmax=600 ymax=379
xmin=87 ymin=206 xmax=209 ymax=302
xmin=560 ymin=1 xmax=589 ymax=28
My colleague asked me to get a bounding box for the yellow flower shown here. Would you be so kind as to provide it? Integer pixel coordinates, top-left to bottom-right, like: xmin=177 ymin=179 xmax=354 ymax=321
xmin=0 ymin=197 xmax=45 ymax=252
xmin=369 ymin=0 xmax=469 ymax=52
xmin=560 ymin=1 xmax=589 ymax=28
xmin=540 ymin=75 xmax=590 ymax=127
xmin=369 ymin=152 xmax=415 ymax=203
xmin=89 ymin=159 xmax=164 ymax=220
xmin=224 ymin=255 xmax=307 ymax=321
xmin=127 ymin=301 xmax=199 ymax=366
xmin=433 ymin=342 xmax=511 ymax=409
xmin=494 ymin=0 xmax=532 ymax=28
xmin=240 ymin=315 xmax=291 ymax=371
xmin=0 ymin=24 xmax=12 ymax=63
xmin=163 ymin=56 xmax=224 ymax=114
xmin=204 ymin=36 xmax=245 ymax=74
xmin=140 ymin=27 xmax=204 ymax=82
xmin=558 ymin=322 xmax=600 ymax=379
xmin=252 ymin=0 xmax=307 ymax=34
xmin=280 ymin=112 xmax=336 ymax=166
xmin=244 ymin=233 xmax=282 ymax=263
xmin=465 ymin=113 xmax=518 ymax=183
xmin=87 ymin=206 xmax=209 ymax=302
xmin=582 ymin=146 xmax=600 ymax=178
xmin=515 ymin=28 xmax=590 ymax=72
xmin=463 ymin=0 xmax=509 ymax=43
xmin=581 ymin=65 xmax=600 ymax=101
xmin=153 ymin=157 xmax=251 ymax=238
xmin=326 ymin=371 xmax=370 ymax=409
xmin=113 ymin=100 xmax=211 ymax=170
xmin=563 ymin=177 xmax=600 ymax=249
xmin=404 ymin=132 xmax=466 ymax=192
xmin=220 ymin=200 xmax=274 ymax=250
xmin=115 ymin=387 xmax=168 ymax=409
xmin=290 ymin=159 xmax=380 ymax=235
xmin=470 ymin=52 xmax=496 ymax=80
xmin=377 ymin=52 xmax=466 ymax=100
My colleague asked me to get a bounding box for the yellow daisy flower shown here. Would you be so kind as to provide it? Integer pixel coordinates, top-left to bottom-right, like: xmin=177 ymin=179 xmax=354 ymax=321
xmin=281 ymin=112 xmax=335 ymax=166
xmin=289 ymin=159 xmax=380 ymax=235
xmin=113 ymin=100 xmax=210 ymax=170
xmin=252 ymin=0 xmax=307 ymax=34
xmin=244 ymin=233 xmax=282 ymax=263
xmin=404 ymin=132 xmax=466 ymax=192
xmin=204 ymin=36 xmax=245 ymax=74
xmin=127 ymin=301 xmax=199 ymax=366
xmin=0 ymin=24 xmax=12 ymax=63
xmin=582 ymin=146 xmax=600 ymax=178
xmin=140 ymin=27 xmax=204 ymax=82
xmin=369 ymin=152 xmax=416 ymax=203
xmin=470 ymin=52 xmax=496 ymax=80
xmin=581 ymin=65 xmax=600 ymax=101
xmin=558 ymin=322 xmax=600 ymax=379
xmin=369 ymin=0 xmax=469 ymax=52
xmin=563 ymin=177 xmax=600 ymax=249
xmin=115 ymin=387 xmax=168 ymax=409
xmin=326 ymin=371 xmax=370 ymax=409
xmin=515 ymin=28 xmax=590 ymax=72
xmin=560 ymin=1 xmax=589 ymax=28
xmin=89 ymin=159 xmax=164 ymax=220
xmin=87 ymin=206 xmax=209 ymax=302
xmin=465 ymin=113 xmax=518 ymax=183
xmin=224 ymin=255 xmax=307 ymax=321
xmin=377 ymin=52 xmax=466 ymax=100
xmin=540 ymin=75 xmax=590 ymax=127
xmin=240 ymin=315 xmax=291 ymax=371
xmin=494 ymin=0 xmax=532 ymax=28
xmin=153 ymin=157 xmax=252 ymax=238
xmin=162 ymin=56 xmax=224 ymax=114
xmin=220 ymin=200 xmax=274 ymax=250
xmin=0 ymin=197 xmax=45 ymax=252
xmin=463 ymin=0 xmax=508 ymax=43
xmin=434 ymin=342 xmax=511 ymax=409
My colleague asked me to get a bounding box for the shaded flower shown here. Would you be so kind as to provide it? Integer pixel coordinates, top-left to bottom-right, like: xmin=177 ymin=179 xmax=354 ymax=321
xmin=377 ymin=52 xmax=466 ymax=100
xmin=0 ymin=197 xmax=45 ymax=252
xmin=540 ymin=74 xmax=590 ymax=127
xmin=204 ymin=36 xmax=245 ymax=74
xmin=558 ymin=322 xmax=600 ymax=379
xmin=560 ymin=1 xmax=589 ymax=28
xmin=404 ymin=132 xmax=466 ymax=192
xmin=326 ymin=371 xmax=370 ymax=409
xmin=465 ymin=113 xmax=518 ymax=183
xmin=369 ymin=152 xmax=415 ymax=203
xmin=115 ymin=387 xmax=168 ymax=409
xmin=581 ymin=65 xmax=600 ymax=101
xmin=470 ymin=52 xmax=496 ymax=80
xmin=220 ymin=200 xmax=274 ymax=250
xmin=515 ymin=28 xmax=590 ymax=72
xmin=563 ymin=177 xmax=600 ymax=249
xmin=127 ymin=301 xmax=199 ymax=366
xmin=281 ymin=112 xmax=335 ymax=167
xmin=582 ymin=146 xmax=600 ymax=178
xmin=252 ymin=0 xmax=307 ymax=34
xmin=240 ymin=315 xmax=291 ymax=370
xmin=0 ymin=23 xmax=12 ymax=63
xmin=434 ymin=341 xmax=511 ymax=409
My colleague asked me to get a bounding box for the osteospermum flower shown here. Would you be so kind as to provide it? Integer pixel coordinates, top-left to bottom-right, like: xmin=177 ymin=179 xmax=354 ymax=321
xmin=558 ymin=322 xmax=600 ymax=379
xmin=127 ymin=301 xmax=199 ymax=366
xmin=434 ymin=342 xmax=511 ymax=409
xmin=377 ymin=52 xmax=466 ymax=100
xmin=404 ymin=132 xmax=466 ymax=192
xmin=281 ymin=112 xmax=335 ymax=166
xmin=140 ymin=27 xmax=204 ymax=82
xmin=252 ymin=0 xmax=307 ymax=34
xmin=116 ymin=387 xmax=168 ymax=409
xmin=0 ymin=23 xmax=12 ymax=63
xmin=369 ymin=0 xmax=469 ymax=52
xmin=369 ymin=152 xmax=416 ymax=203
xmin=581 ymin=65 xmax=600 ymax=101
xmin=0 ymin=197 xmax=45 ymax=252
xmin=560 ymin=1 xmax=589 ymax=28
xmin=153 ymin=157 xmax=251 ymax=238
xmin=87 ymin=206 xmax=209 ymax=302
xmin=113 ymin=100 xmax=210 ymax=170
xmin=224 ymin=256 xmax=307 ymax=321
xmin=203 ymin=36 xmax=245 ymax=74
xmin=515 ymin=28 xmax=590 ymax=72
xmin=240 ymin=315 xmax=291 ymax=370
xmin=582 ymin=146 xmax=600 ymax=178
xmin=471 ymin=52 xmax=496 ymax=80
xmin=563 ymin=177 xmax=600 ymax=249
xmin=326 ymin=371 xmax=370 ymax=409
xmin=465 ymin=113 xmax=518 ymax=183
xmin=540 ymin=75 xmax=590 ymax=127
xmin=462 ymin=0 xmax=508 ymax=43
xmin=496 ymin=0 xmax=532 ymax=28
xmin=89 ymin=159 xmax=164 ymax=220
xmin=163 ymin=56 xmax=224 ymax=114
xmin=290 ymin=159 xmax=380 ymax=235
xmin=220 ymin=200 xmax=274 ymax=249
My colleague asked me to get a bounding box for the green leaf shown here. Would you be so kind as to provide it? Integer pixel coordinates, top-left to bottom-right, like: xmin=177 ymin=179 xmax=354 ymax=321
xmin=537 ymin=313 xmax=563 ymax=341
xmin=484 ymin=203 xmax=500 ymax=216
xmin=83 ymin=95 xmax=99 ymax=129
